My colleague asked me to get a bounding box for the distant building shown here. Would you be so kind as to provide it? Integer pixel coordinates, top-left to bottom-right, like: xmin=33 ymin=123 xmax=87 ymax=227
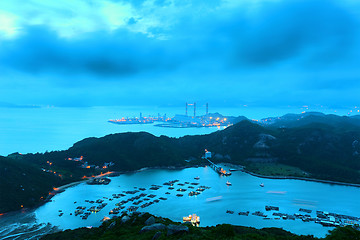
xmin=205 ymin=150 xmax=212 ymax=159
xmin=173 ymin=114 xmax=201 ymax=124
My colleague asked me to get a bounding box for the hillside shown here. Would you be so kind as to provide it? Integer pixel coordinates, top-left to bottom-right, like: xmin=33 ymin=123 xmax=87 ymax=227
xmin=261 ymin=112 xmax=360 ymax=129
xmin=24 ymin=120 xmax=360 ymax=183
xmin=0 ymin=155 xmax=61 ymax=213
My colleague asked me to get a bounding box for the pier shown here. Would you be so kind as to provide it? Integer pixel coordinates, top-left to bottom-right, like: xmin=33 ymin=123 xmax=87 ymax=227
xmin=205 ymin=158 xmax=231 ymax=176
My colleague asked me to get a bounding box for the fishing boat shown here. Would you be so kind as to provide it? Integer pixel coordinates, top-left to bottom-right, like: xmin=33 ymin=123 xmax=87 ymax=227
xmin=226 ymin=181 xmax=232 ymax=186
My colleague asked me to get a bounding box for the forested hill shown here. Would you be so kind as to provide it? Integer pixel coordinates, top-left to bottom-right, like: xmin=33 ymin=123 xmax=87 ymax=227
xmin=0 ymin=155 xmax=60 ymax=213
xmin=23 ymin=119 xmax=360 ymax=184
xmin=3 ymin=117 xmax=360 ymax=213
xmin=261 ymin=112 xmax=360 ymax=129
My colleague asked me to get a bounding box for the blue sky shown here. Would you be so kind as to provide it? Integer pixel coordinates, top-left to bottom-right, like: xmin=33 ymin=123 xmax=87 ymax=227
xmin=0 ymin=0 xmax=360 ymax=109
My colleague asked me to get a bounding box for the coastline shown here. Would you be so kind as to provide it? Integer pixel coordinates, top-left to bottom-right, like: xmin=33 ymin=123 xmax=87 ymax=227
xmin=5 ymin=162 xmax=359 ymax=216
xmin=2 ymin=164 xmax=199 ymax=215
xmin=220 ymin=162 xmax=360 ymax=188
xmin=242 ymin=169 xmax=360 ymax=188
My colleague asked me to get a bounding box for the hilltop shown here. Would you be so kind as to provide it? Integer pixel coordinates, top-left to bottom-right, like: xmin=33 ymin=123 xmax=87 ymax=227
xmin=41 ymin=212 xmax=360 ymax=240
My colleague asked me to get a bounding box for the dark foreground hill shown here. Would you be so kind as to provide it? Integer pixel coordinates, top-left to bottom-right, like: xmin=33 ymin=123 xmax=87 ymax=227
xmin=3 ymin=117 xmax=360 ymax=213
xmin=41 ymin=212 xmax=360 ymax=240
xmin=0 ymin=155 xmax=60 ymax=213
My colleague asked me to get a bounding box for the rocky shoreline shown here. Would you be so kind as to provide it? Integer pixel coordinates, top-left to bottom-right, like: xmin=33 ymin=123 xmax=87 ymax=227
xmin=218 ymin=162 xmax=360 ymax=188
xmin=241 ymin=169 xmax=360 ymax=188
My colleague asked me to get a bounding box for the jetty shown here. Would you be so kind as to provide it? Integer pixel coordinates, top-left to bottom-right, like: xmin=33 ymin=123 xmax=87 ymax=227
xmin=205 ymin=158 xmax=231 ymax=176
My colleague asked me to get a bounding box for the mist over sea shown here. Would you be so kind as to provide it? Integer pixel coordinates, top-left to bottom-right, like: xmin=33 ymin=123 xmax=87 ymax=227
xmin=0 ymin=105 xmax=351 ymax=156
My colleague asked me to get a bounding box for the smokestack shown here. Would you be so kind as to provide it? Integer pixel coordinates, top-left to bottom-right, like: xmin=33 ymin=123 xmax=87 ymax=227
xmin=194 ymin=102 xmax=196 ymax=117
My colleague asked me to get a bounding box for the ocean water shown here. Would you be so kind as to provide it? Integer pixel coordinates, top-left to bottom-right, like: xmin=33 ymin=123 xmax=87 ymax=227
xmin=0 ymin=105 xmax=351 ymax=156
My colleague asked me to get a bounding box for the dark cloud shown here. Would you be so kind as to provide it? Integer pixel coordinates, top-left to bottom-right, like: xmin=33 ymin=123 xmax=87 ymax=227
xmin=127 ymin=17 xmax=137 ymax=25
xmin=1 ymin=0 xmax=358 ymax=78
xmin=0 ymin=26 xmax=179 ymax=78
xmin=218 ymin=0 xmax=358 ymax=66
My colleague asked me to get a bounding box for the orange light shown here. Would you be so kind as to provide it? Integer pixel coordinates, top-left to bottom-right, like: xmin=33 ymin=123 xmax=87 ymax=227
xmin=21 ymin=205 xmax=23 ymax=208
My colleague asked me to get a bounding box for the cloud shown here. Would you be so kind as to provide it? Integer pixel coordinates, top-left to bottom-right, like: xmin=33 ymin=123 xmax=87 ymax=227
xmin=210 ymin=0 xmax=358 ymax=67
xmin=0 ymin=26 xmax=179 ymax=78
xmin=1 ymin=0 xmax=358 ymax=76
xmin=0 ymin=0 xmax=360 ymax=108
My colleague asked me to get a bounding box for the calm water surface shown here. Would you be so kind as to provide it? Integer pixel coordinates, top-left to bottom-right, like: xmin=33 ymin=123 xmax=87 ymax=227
xmin=32 ymin=167 xmax=360 ymax=238
xmin=0 ymin=105 xmax=349 ymax=156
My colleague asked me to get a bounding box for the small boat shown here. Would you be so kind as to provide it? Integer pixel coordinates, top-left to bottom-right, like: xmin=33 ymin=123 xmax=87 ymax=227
xmin=194 ymin=176 xmax=200 ymax=180
xmin=206 ymin=196 xmax=222 ymax=202
xmin=260 ymin=183 xmax=264 ymax=187
xmin=101 ymin=216 xmax=110 ymax=222
xmin=226 ymin=181 xmax=232 ymax=186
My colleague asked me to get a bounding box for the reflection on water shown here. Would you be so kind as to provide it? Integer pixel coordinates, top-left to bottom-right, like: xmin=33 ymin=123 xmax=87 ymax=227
xmin=1 ymin=167 xmax=360 ymax=239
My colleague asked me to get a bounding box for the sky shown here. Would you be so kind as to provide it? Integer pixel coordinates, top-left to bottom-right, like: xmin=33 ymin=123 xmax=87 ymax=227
xmin=0 ymin=0 xmax=360 ymax=110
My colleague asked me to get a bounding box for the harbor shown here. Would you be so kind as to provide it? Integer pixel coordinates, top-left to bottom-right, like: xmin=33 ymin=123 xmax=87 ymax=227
xmin=50 ymin=174 xmax=360 ymax=230
xmin=2 ymin=166 xmax=360 ymax=239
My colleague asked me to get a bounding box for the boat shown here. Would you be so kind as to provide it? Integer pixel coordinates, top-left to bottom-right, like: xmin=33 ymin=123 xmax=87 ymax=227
xmin=226 ymin=181 xmax=232 ymax=186
xmin=194 ymin=176 xmax=200 ymax=180
xmin=260 ymin=183 xmax=264 ymax=187
xmin=205 ymin=196 xmax=222 ymax=202
xmin=101 ymin=216 xmax=110 ymax=222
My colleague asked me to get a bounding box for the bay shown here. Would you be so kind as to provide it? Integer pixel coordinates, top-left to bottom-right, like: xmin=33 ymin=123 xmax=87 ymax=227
xmin=31 ymin=167 xmax=360 ymax=238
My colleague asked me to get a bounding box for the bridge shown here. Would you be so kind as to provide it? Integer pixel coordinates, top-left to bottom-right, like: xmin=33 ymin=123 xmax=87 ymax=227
xmin=205 ymin=158 xmax=231 ymax=176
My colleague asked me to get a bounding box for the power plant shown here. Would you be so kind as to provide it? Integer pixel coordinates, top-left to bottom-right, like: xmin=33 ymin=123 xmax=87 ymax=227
xmin=108 ymin=103 xmax=233 ymax=128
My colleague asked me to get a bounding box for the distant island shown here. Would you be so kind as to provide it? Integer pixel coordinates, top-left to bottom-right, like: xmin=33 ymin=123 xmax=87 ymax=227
xmin=108 ymin=103 xmax=247 ymax=128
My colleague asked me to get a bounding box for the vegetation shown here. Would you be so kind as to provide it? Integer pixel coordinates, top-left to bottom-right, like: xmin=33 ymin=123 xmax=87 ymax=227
xmin=245 ymin=163 xmax=306 ymax=177
xmin=0 ymin=155 xmax=61 ymax=213
xmin=41 ymin=212 xmax=360 ymax=240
